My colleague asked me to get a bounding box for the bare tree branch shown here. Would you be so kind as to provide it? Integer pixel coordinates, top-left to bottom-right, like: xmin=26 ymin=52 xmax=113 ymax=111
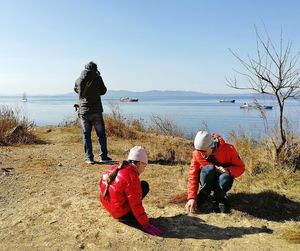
xmin=227 ymin=26 xmax=300 ymax=159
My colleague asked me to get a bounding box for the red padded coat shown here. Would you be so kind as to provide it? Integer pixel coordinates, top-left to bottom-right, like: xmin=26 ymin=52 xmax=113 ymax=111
xmin=99 ymin=163 xmax=149 ymax=227
xmin=187 ymin=133 xmax=245 ymax=200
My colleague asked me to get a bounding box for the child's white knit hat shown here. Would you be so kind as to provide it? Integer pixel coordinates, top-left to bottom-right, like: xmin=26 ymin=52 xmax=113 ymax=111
xmin=128 ymin=146 xmax=148 ymax=164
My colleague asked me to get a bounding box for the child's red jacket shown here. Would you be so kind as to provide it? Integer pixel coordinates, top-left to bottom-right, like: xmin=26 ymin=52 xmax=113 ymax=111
xmin=188 ymin=133 xmax=245 ymax=200
xmin=99 ymin=163 xmax=149 ymax=227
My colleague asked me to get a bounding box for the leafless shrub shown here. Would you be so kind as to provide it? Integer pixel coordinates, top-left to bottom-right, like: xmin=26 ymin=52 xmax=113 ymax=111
xmin=150 ymin=114 xmax=185 ymax=138
xmin=104 ymin=105 xmax=145 ymax=139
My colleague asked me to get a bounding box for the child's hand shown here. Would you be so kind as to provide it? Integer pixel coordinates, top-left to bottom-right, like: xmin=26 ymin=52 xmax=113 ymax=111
xmin=143 ymin=224 xmax=163 ymax=236
xmin=215 ymin=165 xmax=229 ymax=174
xmin=185 ymin=199 xmax=197 ymax=213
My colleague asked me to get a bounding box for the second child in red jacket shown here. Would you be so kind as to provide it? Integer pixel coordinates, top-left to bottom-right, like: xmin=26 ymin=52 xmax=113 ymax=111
xmin=99 ymin=146 xmax=162 ymax=236
xmin=185 ymin=131 xmax=245 ymax=213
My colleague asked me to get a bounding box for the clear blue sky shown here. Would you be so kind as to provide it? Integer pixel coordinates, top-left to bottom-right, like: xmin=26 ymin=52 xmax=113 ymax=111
xmin=1 ymin=0 xmax=300 ymax=95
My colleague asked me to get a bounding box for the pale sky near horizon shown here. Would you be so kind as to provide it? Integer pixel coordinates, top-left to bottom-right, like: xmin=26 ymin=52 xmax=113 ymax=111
xmin=1 ymin=0 xmax=300 ymax=95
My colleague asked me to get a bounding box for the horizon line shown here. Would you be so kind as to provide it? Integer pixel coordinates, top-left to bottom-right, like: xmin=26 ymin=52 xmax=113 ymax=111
xmin=0 ymin=89 xmax=254 ymax=96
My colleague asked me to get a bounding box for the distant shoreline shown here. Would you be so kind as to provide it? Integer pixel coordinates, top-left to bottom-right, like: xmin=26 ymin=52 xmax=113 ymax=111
xmin=0 ymin=90 xmax=264 ymax=97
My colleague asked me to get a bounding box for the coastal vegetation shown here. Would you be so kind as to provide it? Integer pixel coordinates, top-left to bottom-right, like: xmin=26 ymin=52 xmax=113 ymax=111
xmin=0 ymin=105 xmax=37 ymax=145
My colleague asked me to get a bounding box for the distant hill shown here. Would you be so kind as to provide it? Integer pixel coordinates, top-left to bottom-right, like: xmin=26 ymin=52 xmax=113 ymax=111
xmin=2 ymin=90 xmax=259 ymax=98
xmin=65 ymin=90 xmax=207 ymax=98
xmin=109 ymin=90 xmax=208 ymax=97
xmin=64 ymin=90 xmax=257 ymax=98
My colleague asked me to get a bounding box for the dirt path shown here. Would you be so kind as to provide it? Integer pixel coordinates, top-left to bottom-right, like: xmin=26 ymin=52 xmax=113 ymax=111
xmin=0 ymin=127 xmax=299 ymax=250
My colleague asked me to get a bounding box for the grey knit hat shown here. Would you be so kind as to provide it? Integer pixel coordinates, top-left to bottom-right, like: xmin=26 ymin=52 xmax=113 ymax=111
xmin=194 ymin=131 xmax=214 ymax=151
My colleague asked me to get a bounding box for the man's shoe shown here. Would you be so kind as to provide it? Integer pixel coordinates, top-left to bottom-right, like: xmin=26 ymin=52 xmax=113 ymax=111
xmin=86 ymin=159 xmax=95 ymax=164
xmin=101 ymin=156 xmax=112 ymax=163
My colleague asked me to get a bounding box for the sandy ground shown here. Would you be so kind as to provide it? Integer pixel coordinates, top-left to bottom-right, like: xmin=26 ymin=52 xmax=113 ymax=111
xmin=0 ymin=127 xmax=299 ymax=251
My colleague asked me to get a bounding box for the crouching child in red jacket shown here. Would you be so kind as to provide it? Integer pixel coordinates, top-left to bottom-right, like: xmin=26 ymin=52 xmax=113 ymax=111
xmin=99 ymin=146 xmax=162 ymax=236
xmin=185 ymin=131 xmax=245 ymax=214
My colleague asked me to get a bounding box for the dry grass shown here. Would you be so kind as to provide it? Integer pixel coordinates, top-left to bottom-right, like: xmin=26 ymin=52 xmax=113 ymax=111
xmin=228 ymin=130 xmax=300 ymax=201
xmin=3 ymin=119 xmax=300 ymax=246
xmin=229 ymin=130 xmax=300 ymax=171
xmin=34 ymin=126 xmax=82 ymax=144
xmin=102 ymin=106 xmax=191 ymax=164
xmin=106 ymin=110 xmax=187 ymax=142
xmin=104 ymin=133 xmax=192 ymax=165
xmin=59 ymin=105 xmax=186 ymax=140
xmin=56 ymin=111 xmax=300 ymax=196
xmin=58 ymin=117 xmax=80 ymax=127
xmin=9 ymin=104 xmax=300 ymax=215
xmin=281 ymin=229 xmax=300 ymax=244
xmin=104 ymin=113 xmax=144 ymax=139
xmin=149 ymin=114 xmax=185 ymax=138
xmin=11 ymin=104 xmax=300 ymax=198
xmin=0 ymin=105 xmax=39 ymax=145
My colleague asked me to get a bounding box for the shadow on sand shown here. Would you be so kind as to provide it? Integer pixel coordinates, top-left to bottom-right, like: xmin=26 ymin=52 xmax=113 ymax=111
xmin=93 ymin=160 xmax=119 ymax=165
xmin=229 ymin=190 xmax=300 ymax=222
xmin=121 ymin=214 xmax=272 ymax=239
xmin=169 ymin=190 xmax=300 ymax=222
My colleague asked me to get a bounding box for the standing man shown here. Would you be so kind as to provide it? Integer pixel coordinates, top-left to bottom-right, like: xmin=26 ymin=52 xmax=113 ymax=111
xmin=74 ymin=61 xmax=112 ymax=164
xmin=185 ymin=131 xmax=245 ymax=213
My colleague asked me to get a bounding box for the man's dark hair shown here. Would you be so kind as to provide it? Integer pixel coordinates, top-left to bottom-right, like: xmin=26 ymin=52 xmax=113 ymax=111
xmin=85 ymin=61 xmax=98 ymax=71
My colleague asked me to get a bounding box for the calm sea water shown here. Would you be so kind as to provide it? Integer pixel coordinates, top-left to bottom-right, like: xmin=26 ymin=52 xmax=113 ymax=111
xmin=1 ymin=94 xmax=299 ymax=138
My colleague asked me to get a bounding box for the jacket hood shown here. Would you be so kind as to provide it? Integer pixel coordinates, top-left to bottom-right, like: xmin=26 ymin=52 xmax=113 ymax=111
xmin=212 ymin=133 xmax=226 ymax=146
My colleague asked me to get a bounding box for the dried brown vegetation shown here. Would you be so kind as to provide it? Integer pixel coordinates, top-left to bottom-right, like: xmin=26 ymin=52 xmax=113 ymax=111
xmin=1 ymin=121 xmax=300 ymax=249
xmin=0 ymin=105 xmax=38 ymax=145
xmin=2 ymin=106 xmax=299 ymax=247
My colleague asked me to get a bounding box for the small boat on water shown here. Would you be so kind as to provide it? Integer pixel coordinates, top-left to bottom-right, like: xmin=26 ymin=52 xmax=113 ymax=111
xmin=21 ymin=93 xmax=27 ymax=102
xmin=240 ymin=102 xmax=273 ymax=109
xmin=120 ymin=97 xmax=139 ymax=102
xmin=240 ymin=102 xmax=254 ymax=109
xmin=219 ymin=99 xmax=235 ymax=103
xmin=263 ymin=105 xmax=273 ymax=109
